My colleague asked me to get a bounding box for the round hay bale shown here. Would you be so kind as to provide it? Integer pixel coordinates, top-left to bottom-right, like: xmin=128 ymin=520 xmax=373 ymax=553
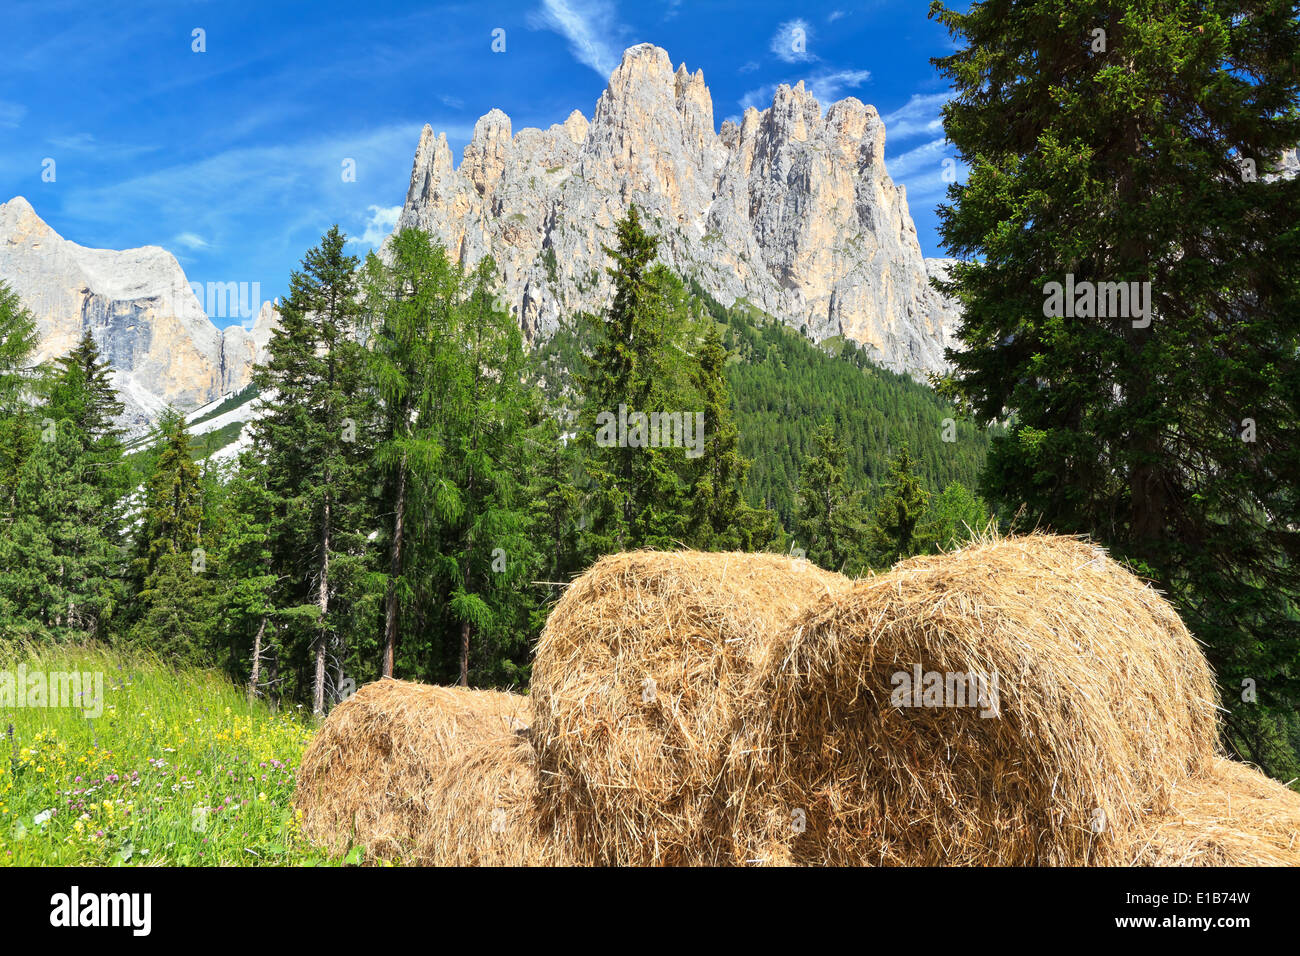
xmin=744 ymin=534 xmax=1220 ymax=866
xmin=296 ymin=679 xmax=567 ymax=865
xmin=1125 ymin=758 xmax=1300 ymax=866
xmin=531 ymin=550 xmax=851 ymax=866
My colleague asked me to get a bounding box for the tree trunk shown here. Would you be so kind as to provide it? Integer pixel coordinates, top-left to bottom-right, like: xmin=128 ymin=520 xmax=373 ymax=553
xmin=381 ymin=457 xmax=407 ymax=678
xmin=248 ymin=616 xmax=266 ymax=702
xmin=459 ymin=619 xmax=470 ymax=687
xmin=313 ymin=492 xmax=330 ymax=715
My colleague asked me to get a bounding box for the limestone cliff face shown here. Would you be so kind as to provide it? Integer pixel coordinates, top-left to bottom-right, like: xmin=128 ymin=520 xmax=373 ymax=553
xmin=0 ymin=197 xmax=278 ymax=428
xmin=395 ymin=43 xmax=960 ymax=376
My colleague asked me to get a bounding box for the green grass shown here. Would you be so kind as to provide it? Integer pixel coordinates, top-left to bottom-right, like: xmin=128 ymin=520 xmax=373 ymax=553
xmin=0 ymin=645 xmax=337 ymax=866
xmin=190 ymin=420 xmax=247 ymax=460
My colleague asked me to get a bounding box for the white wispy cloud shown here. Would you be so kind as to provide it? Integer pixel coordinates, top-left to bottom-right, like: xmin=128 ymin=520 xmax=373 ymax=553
xmin=828 ymin=10 xmax=847 ymax=22
xmin=807 ymin=69 xmax=871 ymax=104
xmin=886 ymin=137 xmax=967 ymax=210
xmin=58 ymin=123 xmax=429 ymax=272
xmin=173 ymin=232 xmax=210 ymax=250
xmin=0 ymin=100 xmax=27 ymax=128
xmin=351 ymin=204 xmax=402 ymax=248
xmin=882 ymin=92 xmax=953 ymax=141
xmin=45 ymin=132 xmax=159 ymax=162
xmin=770 ymin=18 xmax=815 ymax=63
xmin=530 ymin=0 xmax=625 ymax=78
xmin=738 ymin=68 xmax=871 ymax=113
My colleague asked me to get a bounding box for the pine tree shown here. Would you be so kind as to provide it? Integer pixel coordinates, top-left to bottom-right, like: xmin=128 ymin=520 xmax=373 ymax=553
xmin=795 ymin=421 xmax=868 ymax=574
xmin=866 ymin=444 xmax=931 ymax=568
xmin=251 ymin=226 xmax=372 ymax=713
xmin=0 ymin=335 xmax=126 ymax=639
xmin=916 ymin=480 xmax=989 ymax=553
xmin=931 ymin=0 xmax=1300 ymax=773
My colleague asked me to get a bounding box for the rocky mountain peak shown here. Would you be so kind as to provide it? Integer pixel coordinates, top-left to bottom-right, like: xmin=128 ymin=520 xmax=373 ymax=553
xmin=0 ymin=197 xmax=277 ymax=430
xmin=392 ymin=43 xmax=960 ymax=376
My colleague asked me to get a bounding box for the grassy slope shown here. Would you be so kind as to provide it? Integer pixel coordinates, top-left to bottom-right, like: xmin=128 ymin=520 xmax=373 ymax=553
xmin=0 ymin=646 xmax=332 ymax=866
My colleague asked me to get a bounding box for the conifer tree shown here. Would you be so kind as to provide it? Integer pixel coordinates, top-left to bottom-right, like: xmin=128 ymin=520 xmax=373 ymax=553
xmin=251 ymin=226 xmax=372 ymax=713
xmin=444 ymin=258 xmax=540 ymax=686
xmin=359 ymin=228 xmax=462 ymax=678
xmin=129 ymin=409 xmax=217 ymax=662
xmin=685 ymin=323 xmax=773 ymax=550
xmin=931 ymin=0 xmax=1300 ymax=772
xmin=916 ymin=480 xmax=989 ymax=553
xmin=866 ymin=443 xmax=931 ymax=568
xmin=0 ymin=335 xmax=126 ymax=638
xmin=0 ymin=280 xmax=40 ymax=519
xmin=577 ymin=207 xmax=703 ymax=554
xmin=795 ymin=421 xmax=869 ymax=574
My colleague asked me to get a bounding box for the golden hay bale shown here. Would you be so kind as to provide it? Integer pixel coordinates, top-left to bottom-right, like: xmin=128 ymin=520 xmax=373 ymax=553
xmin=1125 ymin=758 xmax=1300 ymax=866
xmin=295 ymin=679 xmax=568 ymax=865
xmin=531 ymin=550 xmax=851 ymax=866
xmin=743 ymin=533 xmax=1220 ymax=866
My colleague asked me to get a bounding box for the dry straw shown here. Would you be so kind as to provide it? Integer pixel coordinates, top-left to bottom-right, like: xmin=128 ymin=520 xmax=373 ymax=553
xmin=295 ymin=679 xmax=568 ymax=865
xmin=531 ymin=550 xmax=851 ymax=865
xmin=1125 ymin=758 xmax=1300 ymax=866
xmin=298 ymin=537 xmax=1296 ymax=867
xmin=743 ymin=533 xmax=1221 ymax=865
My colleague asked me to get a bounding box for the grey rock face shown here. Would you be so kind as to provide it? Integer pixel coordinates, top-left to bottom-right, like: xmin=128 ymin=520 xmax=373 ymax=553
xmin=0 ymin=196 xmax=278 ymax=429
xmin=394 ymin=43 xmax=960 ymax=376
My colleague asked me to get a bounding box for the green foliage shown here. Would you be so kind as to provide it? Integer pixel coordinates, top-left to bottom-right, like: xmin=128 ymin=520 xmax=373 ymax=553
xmin=249 ymin=226 xmax=375 ymax=713
xmin=0 ymin=645 xmax=323 ymax=866
xmin=127 ymin=410 xmax=216 ymax=665
xmin=0 ymin=333 xmax=127 ymax=642
xmin=572 ymin=206 xmax=776 ymax=556
xmin=700 ymin=286 xmax=992 ymax=529
xmin=931 ymin=0 xmax=1300 ymax=776
xmin=865 ymin=443 xmax=931 ymax=569
xmin=916 ymin=480 xmax=991 ymax=553
xmin=795 ymin=421 xmax=869 ymax=575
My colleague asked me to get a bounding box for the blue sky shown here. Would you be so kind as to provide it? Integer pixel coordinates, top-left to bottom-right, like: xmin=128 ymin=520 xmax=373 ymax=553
xmin=0 ymin=0 xmax=963 ymax=330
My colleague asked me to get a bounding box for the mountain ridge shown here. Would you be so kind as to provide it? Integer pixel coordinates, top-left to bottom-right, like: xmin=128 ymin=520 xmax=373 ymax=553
xmin=0 ymin=195 xmax=278 ymax=430
xmin=393 ymin=43 xmax=960 ymax=378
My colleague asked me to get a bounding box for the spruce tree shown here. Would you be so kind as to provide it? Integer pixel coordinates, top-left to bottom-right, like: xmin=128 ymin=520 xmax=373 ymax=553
xmin=251 ymin=226 xmax=372 ymax=713
xmin=685 ymin=323 xmax=773 ymax=550
xmin=577 ymin=207 xmax=702 ymax=554
xmin=931 ymin=0 xmax=1300 ymax=772
xmin=132 ymin=409 xmax=202 ymax=587
xmin=866 ymin=443 xmax=931 ymax=569
xmin=0 ymin=335 xmax=127 ymax=639
xmin=795 ymin=421 xmax=868 ymax=574
xmin=129 ymin=409 xmax=218 ymax=662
